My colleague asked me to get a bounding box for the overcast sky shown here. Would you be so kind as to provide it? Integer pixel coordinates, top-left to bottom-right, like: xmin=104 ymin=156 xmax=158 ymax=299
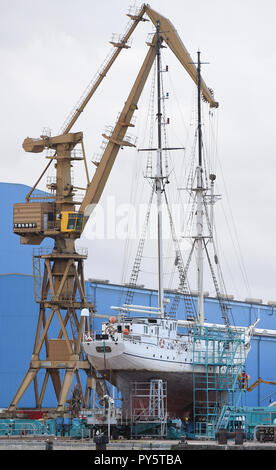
xmin=2 ymin=0 xmax=276 ymax=305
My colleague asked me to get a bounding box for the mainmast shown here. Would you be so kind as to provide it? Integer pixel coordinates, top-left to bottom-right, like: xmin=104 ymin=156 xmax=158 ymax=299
xmin=156 ymin=20 xmax=165 ymax=317
xmin=196 ymin=51 xmax=205 ymax=324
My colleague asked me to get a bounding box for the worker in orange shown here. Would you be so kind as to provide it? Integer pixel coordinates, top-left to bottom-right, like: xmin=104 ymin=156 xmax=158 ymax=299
xmin=238 ymin=370 xmax=249 ymax=389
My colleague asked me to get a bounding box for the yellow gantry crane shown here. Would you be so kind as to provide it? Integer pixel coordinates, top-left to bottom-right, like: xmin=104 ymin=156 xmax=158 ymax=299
xmin=9 ymin=4 xmax=218 ymax=414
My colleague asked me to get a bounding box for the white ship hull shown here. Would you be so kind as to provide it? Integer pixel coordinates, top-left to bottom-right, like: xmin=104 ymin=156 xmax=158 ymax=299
xmin=83 ymin=339 xmax=199 ymax=416
xmin=83 ymin=317 xmax=251 ymax=418
xmin=84 ymin=339 xmax=199 ymax=373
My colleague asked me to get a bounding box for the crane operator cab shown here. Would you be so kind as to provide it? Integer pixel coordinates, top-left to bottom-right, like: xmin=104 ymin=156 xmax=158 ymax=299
xmin=13 ymin=202 xmax=84 ymax=244
xmin=60 ymin=211 xmax=84 ymax=232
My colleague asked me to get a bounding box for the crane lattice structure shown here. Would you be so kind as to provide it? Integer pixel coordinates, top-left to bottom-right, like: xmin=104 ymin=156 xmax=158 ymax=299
xmin=9 ymin=4 xmax=218 ymax=414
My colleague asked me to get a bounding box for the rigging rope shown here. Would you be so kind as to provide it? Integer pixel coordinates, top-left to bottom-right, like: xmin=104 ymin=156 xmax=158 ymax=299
xmin=122 ymin=185 xmax=155 ymax=312
xmin=163 ymin=189 xmax=196 ymax=318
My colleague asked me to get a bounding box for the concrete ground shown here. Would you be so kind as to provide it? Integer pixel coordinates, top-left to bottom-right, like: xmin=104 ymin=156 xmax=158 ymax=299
xmin=0 ymin=437 xmax=276 ymax=450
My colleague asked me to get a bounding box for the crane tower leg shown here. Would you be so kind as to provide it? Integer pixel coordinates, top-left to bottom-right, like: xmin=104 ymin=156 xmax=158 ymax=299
xmin=9 ymin=251 xmax=94 ymax=414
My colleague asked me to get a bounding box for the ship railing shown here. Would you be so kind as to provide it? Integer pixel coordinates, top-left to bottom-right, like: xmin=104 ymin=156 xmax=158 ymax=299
xmin=123 ymin=333 xmax=190 ymax=348
xmin=83 ymin=330 xmax=108 ymax=341
xmin=85 ymin=328 xmax=195 ymax=349
xmin=84 ymin=330 xmax=143 ymax=343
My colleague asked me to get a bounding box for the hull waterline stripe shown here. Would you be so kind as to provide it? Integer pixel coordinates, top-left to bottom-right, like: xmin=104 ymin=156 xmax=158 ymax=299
xmin=122 ymin=351 xmax=191 ymax=366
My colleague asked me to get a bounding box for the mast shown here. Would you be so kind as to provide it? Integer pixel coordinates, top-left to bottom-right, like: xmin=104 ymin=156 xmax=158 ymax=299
xmin=196 ymin=51 xmax=204 ymax=324
xmin=156 ymin=20 xmax=165 ymax=317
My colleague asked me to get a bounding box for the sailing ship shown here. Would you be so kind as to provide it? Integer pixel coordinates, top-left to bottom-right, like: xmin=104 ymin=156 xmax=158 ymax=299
xmin=82 ymin=20 xmax=257 ymax=419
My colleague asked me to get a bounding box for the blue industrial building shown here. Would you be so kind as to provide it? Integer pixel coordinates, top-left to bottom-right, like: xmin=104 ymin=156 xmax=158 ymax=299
xmin=1 ymin=183 xmax=276 ymax=410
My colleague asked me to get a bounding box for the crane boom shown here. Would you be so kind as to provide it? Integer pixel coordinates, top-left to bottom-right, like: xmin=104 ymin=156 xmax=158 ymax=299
xmin=79 ymin=36 xmax=157 ymax=223
xmin=61 ymin=3 xmax=148 ymax=135
xmin=61 ymin=3 xmax=218 ymax=137
xmin=18 ymin=4 xmax=219 ymax=240
xmin=145 ymin=6 xmax=218 ymax=108
xmin=247 ymin=378 xmax=276 ymax=393
xmin=79 ymin=8 xmax=219 ymax=222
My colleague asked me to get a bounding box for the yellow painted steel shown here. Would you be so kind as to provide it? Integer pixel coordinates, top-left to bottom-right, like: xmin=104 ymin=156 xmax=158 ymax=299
xmin=60 ymin=211 xmax=84 ymax=232
xmin=145 ymin=5 xmax=218 ymax=108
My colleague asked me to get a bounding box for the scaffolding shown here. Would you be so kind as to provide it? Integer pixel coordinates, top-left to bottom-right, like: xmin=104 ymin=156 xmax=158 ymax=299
xmin=130 ymin=380 xmax=167 ymax=438
xmin=192 ymin=325 xmax=247 ymax=439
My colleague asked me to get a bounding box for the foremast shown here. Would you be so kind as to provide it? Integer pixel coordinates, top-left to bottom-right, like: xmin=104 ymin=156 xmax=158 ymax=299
xmin=155 ymin=19 xmax=165 ymax=318
xmin=196 ymin=51 xmax=205 ymax=325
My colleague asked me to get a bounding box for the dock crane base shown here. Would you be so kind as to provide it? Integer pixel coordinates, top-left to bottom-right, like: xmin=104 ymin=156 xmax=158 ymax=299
xmin=8 ymin=250 xmax=94 ymax=414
